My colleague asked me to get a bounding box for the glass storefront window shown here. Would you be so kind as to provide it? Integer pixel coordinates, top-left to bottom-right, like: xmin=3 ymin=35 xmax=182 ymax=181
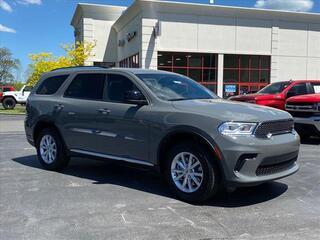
xmin=223 ymin=54 xmax=271 ymax=98
xmin=174 ymin=53 xmax=188 ymax=67
xmin=173 ymin=68 xmax=187 ymax=76
xmin=158 ymin=52 xmax=218 ymax=94
xmin=119 ymin=53 xmax=140 ymax=68
xmin=223 ymin=70 xmax=238 ymax=83
xmin=203 ymin=69 xmax=216 ymax=82
xmin=224 ymin=55 xmax=237 ymax=68
xmin=189 ymin=54 xmax=202 ymax=68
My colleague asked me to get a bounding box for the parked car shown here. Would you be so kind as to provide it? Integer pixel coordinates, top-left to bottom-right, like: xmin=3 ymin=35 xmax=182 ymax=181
xmin=286 ymin=94 xmax=320 ymax=139
xmin=25 ymin=67 xmax=300 ymax=202
xmin=0 ymin=85 xmax=15 ymax=102
xmin=229 ymin=80 xmax=320 ymax=110
xmin=2 ymin=85 xmax=32 ymax=109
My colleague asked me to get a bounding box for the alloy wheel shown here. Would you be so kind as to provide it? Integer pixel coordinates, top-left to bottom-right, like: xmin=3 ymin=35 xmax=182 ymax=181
xmin=170 ymin=152 xmax=205 ymax=193
xmin=39 ymin=134 xmax=57 ymax=164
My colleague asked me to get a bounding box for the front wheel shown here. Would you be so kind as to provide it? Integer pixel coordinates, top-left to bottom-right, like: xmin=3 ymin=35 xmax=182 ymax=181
xmin=36 ymin=128 xmax=70 ymax=171
xmin=164 ymin=141 xmax=221 ymax=203
xmin=2 ymin=97 xmax=16 ymax=110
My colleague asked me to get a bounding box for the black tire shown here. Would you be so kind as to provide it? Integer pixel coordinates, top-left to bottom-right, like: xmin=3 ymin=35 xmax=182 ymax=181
xmin=2 ymin=97 xmax=16 ymax=110
xmin=164 ymin=141 xmax=221 ymax=203
xmin=36 ymin=128 xmax=70 ymax=171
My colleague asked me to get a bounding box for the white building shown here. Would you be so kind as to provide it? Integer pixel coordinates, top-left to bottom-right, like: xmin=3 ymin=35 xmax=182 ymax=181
xmin=71 ymin=0 xmax=320 ymax=97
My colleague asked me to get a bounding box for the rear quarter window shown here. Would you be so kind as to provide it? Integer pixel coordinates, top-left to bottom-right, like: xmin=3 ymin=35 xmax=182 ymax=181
xmin=311 ymin=82 xmax=320 ymax=94
xmin=36 ymin=75 xmax=69 ymax=95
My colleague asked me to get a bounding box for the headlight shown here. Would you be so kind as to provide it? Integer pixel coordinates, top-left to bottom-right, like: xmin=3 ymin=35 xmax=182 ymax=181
xmin=218 ymin=122 xmax=257 ymax=136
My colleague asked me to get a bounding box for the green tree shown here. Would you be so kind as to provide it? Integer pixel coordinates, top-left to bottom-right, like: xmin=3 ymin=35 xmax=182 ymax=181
xmin=0 ymin=47 xmax=20 ymax=84
xmin=27 ymin=41 xmax=95 ymax=86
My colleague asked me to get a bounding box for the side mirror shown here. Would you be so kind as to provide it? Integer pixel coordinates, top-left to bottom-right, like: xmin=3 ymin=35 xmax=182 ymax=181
xmin=124 ymin=90 xmax=148 ymax=105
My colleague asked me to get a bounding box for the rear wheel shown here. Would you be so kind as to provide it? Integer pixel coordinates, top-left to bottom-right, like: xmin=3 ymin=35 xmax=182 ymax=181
xmin=36 ymin=128 xmax=69 ymax=171
xmin=2 ymin=97 xmax=16 ymax=110
xmin=164 ymin=141 xmax=221 ymax=202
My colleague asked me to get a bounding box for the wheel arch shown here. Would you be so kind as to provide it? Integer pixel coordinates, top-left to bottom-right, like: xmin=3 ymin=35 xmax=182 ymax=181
xmin=157 ymin=127 xmax=224 ymax=176
xmin=2 ymin=96 xmax=17 ymax=103
xmin=33 ymin=118 xmax=66 ymax=150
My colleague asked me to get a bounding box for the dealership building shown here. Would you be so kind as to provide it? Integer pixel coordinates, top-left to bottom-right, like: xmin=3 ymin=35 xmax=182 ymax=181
xmin=71 ymin=0 xmax=320 ymax=97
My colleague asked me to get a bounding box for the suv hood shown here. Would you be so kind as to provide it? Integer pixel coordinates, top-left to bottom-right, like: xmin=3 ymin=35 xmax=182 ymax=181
xmin=230 ymin=93 xmax=281 ymax=101
xmin=287 ymin=94 xmax=320 ymax=103
xmin=172 ymin=99 xmax=291 ymax=122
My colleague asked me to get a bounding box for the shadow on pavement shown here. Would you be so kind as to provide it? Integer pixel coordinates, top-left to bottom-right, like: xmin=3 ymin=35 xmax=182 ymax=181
xmin=300 ymin=137 xmax=320 ymax=145
xmin=12 ymin=155 xmax=288 ymax=208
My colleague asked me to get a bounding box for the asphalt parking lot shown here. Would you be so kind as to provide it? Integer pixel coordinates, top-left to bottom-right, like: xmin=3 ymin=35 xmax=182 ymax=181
xmin=0 ymin=115 xmax=320 ymax=240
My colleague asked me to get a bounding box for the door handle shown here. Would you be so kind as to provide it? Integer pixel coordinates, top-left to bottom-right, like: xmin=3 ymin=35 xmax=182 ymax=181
xmin=54 ymin=104 xmax=64 ymax=111
xmin=97 ymin=108 xmax=111 ymax=115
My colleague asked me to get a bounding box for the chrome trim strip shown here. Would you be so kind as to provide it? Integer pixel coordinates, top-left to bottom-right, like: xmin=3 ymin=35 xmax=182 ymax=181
xmin=70 ymin=128 xmax=117 ymax=138
xmin=98 ymin=131 xmax=117 ymax=138
xmin=70 ymin=149 xmax=154 ymax=166
xmin=285 ymin=103 xmax=319 ymax=113
xmin=70 ymin=128 xmax=93 ymax=134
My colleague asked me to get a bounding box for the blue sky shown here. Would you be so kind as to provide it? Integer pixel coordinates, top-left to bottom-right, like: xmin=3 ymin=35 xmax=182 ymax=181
xmin=0 ymin=0 xmax=319 ymax=81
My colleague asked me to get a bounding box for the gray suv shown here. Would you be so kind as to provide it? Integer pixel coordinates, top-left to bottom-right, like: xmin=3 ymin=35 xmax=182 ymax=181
xmin=25 ymin=67 xmax=300 ymax=202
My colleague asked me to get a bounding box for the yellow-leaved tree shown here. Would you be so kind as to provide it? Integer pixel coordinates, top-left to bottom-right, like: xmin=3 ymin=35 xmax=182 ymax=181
xmin=27 ymin=41 xmax=95 ymax=86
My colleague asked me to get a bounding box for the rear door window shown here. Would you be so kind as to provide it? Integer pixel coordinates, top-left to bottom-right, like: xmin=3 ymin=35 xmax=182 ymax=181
xmin=36 ymin=75 xmax=69 ymax=95
xmin=287 ymin=83 xmax=308 ymax=98
xmin=65 ymin=74 xmax=106 ymax=100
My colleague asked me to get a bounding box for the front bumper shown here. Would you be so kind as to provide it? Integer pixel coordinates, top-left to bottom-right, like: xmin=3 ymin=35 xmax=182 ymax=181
xmin=294 ymin=116 xmax=320 ymax=136
xmin=215 ymin=132 xmax=300 ymax=187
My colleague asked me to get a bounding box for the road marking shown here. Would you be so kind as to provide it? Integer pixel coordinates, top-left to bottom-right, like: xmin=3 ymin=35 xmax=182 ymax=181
xmin=121 ymin=211 xmax=130 ymax=224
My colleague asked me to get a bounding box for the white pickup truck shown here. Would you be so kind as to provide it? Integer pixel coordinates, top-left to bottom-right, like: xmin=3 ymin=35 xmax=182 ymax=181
xmin=2 ymin=85 xmax=32 ymax=110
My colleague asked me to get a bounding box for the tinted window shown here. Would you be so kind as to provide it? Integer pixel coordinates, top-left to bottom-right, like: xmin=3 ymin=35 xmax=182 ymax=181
xmin=287 ymin=83 xmax=308 ymax=97
xmin=106 ymin=74 xmax=139 ymax=102
xmin=36 ymin=75 xmax=69 ymax=95
xmin=65 ymin=74 xmax=105 ymax=100
xmin=258 ymin=81 xmax=290 ymax=94
xmin=137 ymin=73 xmax=216 ymax=101
xmin=3 ymin=88 xmax=11 ymax=92
xmin=24 ymin=86 xmax=33 ymax=92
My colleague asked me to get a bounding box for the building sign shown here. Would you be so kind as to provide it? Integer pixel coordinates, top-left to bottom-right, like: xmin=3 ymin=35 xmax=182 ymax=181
xmin=126 ymin=31 xmax=136 ymax=42
xmin=225 ymin=85 xmax=236 ymax=93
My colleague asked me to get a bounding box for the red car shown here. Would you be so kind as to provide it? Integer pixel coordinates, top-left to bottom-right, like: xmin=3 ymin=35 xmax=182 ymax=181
xmin=0 ymin=86 xmax=15 ymax=102
xmin=286 ymin=94 xmax=320 ymax=139
xmin=229 ymin=80 xmax=320 ymax=110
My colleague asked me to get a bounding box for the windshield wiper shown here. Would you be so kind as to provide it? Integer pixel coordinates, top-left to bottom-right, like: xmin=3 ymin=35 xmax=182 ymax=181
xmin=169 ymin=98 xmax=188 ymax=101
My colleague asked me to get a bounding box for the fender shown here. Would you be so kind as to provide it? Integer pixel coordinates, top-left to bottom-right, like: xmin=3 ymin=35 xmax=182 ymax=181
xmin=157 ymin=125 xmax=224 ymax=173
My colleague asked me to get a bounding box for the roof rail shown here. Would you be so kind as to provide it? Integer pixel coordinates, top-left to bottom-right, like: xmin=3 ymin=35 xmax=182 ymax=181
xmin=51 ymin=66 xmax=110 ymax=71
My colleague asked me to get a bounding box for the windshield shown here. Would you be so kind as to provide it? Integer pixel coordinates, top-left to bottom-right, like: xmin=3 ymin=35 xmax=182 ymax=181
xmin=136 ymin=73 xmax=217 ymax=101
xmin=258 ymin=81 xmax=290 ymax=94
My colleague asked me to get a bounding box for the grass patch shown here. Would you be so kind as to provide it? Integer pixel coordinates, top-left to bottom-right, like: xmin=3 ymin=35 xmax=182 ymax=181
xmin=0 ymin=105 xmax=26 ymax=115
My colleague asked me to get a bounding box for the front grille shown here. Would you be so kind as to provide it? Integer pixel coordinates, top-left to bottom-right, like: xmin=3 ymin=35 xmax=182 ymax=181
xmin=254 ymin=119 xmax=294 ymax=138
xmin=256 ymin=158 xmax=297 ymax=176
xmin=286 ymin=103 xmax=319 ymax=112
